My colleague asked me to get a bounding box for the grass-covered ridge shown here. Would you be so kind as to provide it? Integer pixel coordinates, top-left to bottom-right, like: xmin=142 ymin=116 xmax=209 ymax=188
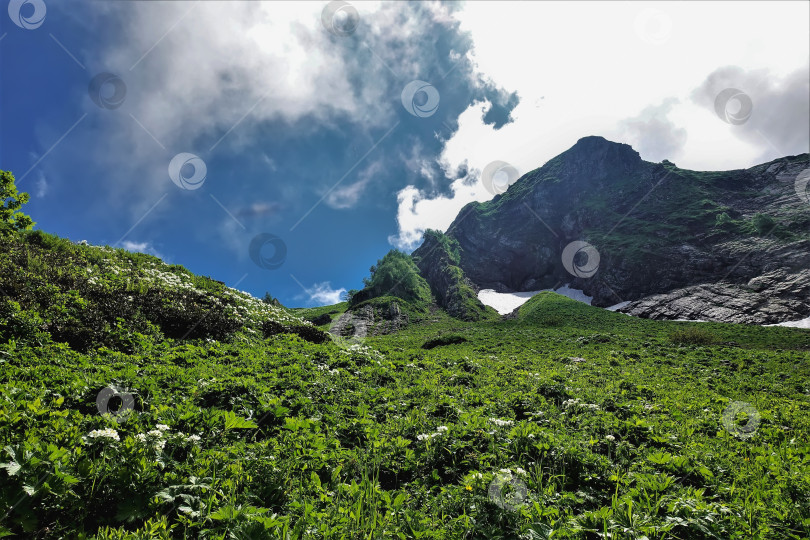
xmin=0 ymin=229 xmax=311 ymax=353
xmin=1 ymin=222 xmax=809 ymax=539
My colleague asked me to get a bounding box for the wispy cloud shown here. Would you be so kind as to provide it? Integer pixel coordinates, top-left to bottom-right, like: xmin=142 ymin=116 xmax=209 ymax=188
xmin=35 ymin=172 xmax=48 ymax=198
xmin=121 ymin=240 xmax=164 ymax=260
xmin=300 ymin=281 xmax=346 ymax=306
xmin=325 ymin=159 xmax=384 ymax=210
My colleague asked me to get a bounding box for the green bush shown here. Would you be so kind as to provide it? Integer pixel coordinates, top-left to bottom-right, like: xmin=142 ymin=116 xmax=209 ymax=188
xmin=749 ymin=213 xmax=776 ymax=236
xmin=0 ymin=169 xmax=34 ymax=231
xmin=350 ymin=250 xmax=432 ymax=308
xmin=668 ymin=326 xmax=716 ymax=345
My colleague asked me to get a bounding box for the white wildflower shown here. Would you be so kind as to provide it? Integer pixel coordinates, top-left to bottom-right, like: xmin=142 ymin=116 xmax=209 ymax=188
xmin=87 ymin=428 xmax=119 ymax=442
xmin=156 ymin=424 xmax=170 ymax=431
xmin=606 ymin=435 xmax=616 ymax=442
xmin=436 ymin=426 xmax=448 ymax=433
xmin=489 ymin=418 xmax=514 ymax=427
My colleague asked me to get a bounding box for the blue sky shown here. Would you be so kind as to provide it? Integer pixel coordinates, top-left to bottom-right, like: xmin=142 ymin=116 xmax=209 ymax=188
xmin=2 ymin=1 xmax=808 ymax=307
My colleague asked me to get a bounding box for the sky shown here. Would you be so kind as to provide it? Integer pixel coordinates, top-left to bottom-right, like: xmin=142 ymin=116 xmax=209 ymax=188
xmin=1 ymin=0 xmax=808 ymax=307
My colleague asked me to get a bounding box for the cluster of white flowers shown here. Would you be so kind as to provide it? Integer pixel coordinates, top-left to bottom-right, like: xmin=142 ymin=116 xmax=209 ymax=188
xmin=80 ymin=246 xmax=326 ymax=334
xmin=315 ymin=364 xmax=340 ymax=375
xmin=562 ymin=398 xmax=600 ymax=411
xmin=337 ymin=343 xmax=385 ymax=361
xmin=489 ymin=418 xmax=514 ymax=427
xmin=417 ymin=425 xmax=448 ymax=441
xmin=605 ymin=435 xmax=616 ymax=442
xmin=133 ymin=424 xmax=202 ymax=452
xmin=405 ymin=363 xmax=421 ymax=369
xmin=86 ymin=428 xmax=120 ymax=442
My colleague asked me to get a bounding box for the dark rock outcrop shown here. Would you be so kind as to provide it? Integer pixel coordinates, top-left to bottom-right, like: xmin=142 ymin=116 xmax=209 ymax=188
xmin=411 ymin=231 xmax=493 ymax=321
xmin=435 ymin=136 xmax=810 ymax=324
xmin=305 ymin=313 xmax=332 ymax=326
xmin=329 ymin=301 xmax=410 ymax=339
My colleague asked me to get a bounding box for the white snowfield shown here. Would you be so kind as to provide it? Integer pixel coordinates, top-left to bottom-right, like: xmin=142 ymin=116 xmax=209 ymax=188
xmin=477 ymin=287 xmax=810 ymax=328
xmin=477 ymin=284 xmax=593 ymax=315
xmin=765 ymin=316 xmax=810 ymax=329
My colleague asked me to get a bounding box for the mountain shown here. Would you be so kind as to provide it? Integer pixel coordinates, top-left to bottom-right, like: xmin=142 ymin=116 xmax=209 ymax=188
xmin=423 ymin=136 xmax=810 ymax=324
xmin=2 ymin=177 xmax=809 ymax=538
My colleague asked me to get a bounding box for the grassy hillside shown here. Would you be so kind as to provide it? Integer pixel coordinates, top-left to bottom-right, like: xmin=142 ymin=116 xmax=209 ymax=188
xmin=1 ymin=228 xmax=809 ymax=539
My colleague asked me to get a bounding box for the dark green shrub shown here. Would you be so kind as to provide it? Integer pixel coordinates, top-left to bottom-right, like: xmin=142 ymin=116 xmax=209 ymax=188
xmin=668 ymin=326 xmax=716 ymax=345
xmin=422 ymin=334 xmax=467 ymax=349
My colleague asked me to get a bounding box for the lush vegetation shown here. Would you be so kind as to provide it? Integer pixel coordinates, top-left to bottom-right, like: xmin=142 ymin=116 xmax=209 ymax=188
xmin=347 ymin=250 xmax=432 ymax=311
xmin=1 ymin=170 xmax=809 ymax=539
xmin=1 ymin=170 xmax=35 ymax=232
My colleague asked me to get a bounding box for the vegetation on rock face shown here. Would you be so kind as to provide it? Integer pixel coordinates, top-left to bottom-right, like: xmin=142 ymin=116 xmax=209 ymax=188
xmin=411 ymin=230 xmax=496 ymax=322
xmin=1 ymin=168 xmax=810 ymax=539
xmin=438 ymin=140 xmax=810 ymax=319
xmin=347 ymin=250 xmax=433 ymax=311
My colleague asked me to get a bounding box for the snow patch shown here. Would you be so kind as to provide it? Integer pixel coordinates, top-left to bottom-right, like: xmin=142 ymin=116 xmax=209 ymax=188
xmin=606 ymin=301 xmax=630 ymax=312
xmin=477 ymin=289 xmax=541 ymax=315
xmin=764 ymin=316 xmax=810 ymax=329
xmin=477 ymin=284 xmax=593 ymax=315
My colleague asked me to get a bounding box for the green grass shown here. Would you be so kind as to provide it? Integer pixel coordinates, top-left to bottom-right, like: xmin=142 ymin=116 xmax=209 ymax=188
xmin=1 ymin=230 xmax=809 ymax=539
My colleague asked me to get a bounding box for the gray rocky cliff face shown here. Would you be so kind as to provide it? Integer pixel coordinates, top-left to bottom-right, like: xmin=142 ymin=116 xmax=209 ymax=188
xmin=436 ymin=136 xmax=810 ymax=324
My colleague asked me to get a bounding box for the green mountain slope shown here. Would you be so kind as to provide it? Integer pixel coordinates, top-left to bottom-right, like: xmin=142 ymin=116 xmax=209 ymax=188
xmin=441 ymin=137 xmax=810 ymax=324
xmin=1 ymin=219 xmax=809 ymax=539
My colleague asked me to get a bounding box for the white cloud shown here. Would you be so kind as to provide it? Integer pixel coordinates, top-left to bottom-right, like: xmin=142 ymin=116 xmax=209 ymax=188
xmin=388 ymin=171 xmax=491 ymax=251
xmin=35 ymin=172 xmax=48 ymax=198
xmin=302 ymin=281 xmax=346 ymax=306
xmin=325 ymin=159 xmax=384 ymax=210
xmin=389 ymin=0 xmax=809 ymax=247
xmin=121 ymin=240 xmax=163 ymax=259
xmin=78 ymin=1 xmax=458 ymax=211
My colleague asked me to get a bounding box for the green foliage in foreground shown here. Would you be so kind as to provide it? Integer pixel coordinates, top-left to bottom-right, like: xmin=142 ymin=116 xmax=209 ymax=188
xmin=1 ymin=230 xmax=809 ymax=539
xmin=0 ymin=170 xmax=35 ymax=231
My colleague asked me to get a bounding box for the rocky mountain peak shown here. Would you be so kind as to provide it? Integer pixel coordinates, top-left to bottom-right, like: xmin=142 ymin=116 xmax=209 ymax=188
xmin=556 ymin=136 xmax=644 ymax=180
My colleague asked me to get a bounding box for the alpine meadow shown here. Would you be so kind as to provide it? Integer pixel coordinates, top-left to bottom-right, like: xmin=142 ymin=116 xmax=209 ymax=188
xmin=1 ymin=1 xmax=809 ymax=539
